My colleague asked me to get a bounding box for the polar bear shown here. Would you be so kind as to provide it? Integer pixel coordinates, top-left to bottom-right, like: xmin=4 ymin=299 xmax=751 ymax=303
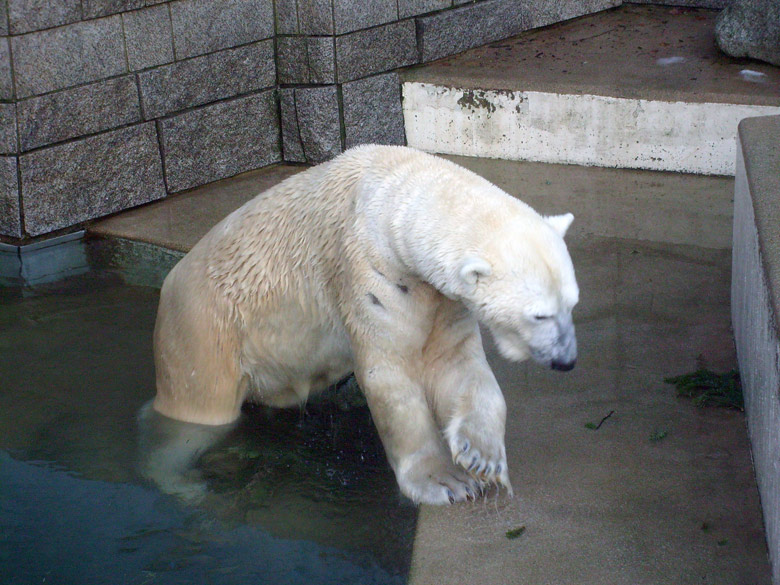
xmin=152 ymin=145 xmax=579 ymax=505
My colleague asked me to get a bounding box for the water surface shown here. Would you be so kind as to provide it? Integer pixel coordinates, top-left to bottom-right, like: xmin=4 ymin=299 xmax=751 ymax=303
xmin=0 ymin=238 xmax=415 ymax=585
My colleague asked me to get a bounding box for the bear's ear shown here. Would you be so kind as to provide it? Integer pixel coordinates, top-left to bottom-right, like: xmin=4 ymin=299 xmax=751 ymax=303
xmin=546 ymin=213 xmax=574 ymax=237
xmin=459 ymin=256 xmax=492 ymax=286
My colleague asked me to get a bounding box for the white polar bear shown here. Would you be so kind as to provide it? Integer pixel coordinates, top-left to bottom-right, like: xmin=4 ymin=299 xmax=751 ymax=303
xmin=152 ymin=145 xmax=579 ymax=505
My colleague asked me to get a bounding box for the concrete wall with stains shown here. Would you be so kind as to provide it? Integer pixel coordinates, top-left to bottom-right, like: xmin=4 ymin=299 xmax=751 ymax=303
xmin=732 ymin=114 xmax=780 ymax=585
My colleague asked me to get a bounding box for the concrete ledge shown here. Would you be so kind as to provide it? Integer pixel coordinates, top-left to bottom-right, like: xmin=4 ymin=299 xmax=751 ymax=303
xmin=89 ymin=163 xmax=304 ymax=253
xmin=731 ymin=114 xmax=780 ymax=584
xmin=403 ymin=82 xmax=780 ymax=175
xmin=402 ymin=5 xmax=780 ymax=176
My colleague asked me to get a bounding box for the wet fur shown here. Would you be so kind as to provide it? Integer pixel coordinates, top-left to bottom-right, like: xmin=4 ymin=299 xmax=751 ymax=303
xmin=153 ymin=145 xmax=578 ymax=505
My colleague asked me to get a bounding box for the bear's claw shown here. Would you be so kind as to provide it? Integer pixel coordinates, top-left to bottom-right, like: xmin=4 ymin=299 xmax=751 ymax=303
xmin=396 ymin=450 xmax=481 ymax=505
xmin=447 ymin=489 xmax=455 ymax=504
xmin=447 ymin=420 xmax=511 ymax=494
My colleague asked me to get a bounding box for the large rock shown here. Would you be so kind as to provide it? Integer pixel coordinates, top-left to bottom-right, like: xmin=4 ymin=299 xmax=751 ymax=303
xmin=716 ymin=0 xmax=780 ymax=67
xmin=277 ymin=36 xmax=335 ymax=85
xmin=0 ymin=42 xmax=10 ymax=101
xmin=122 ymin=3 xmax=175 ymax=71
xmin=333 ymin=0 xmax=396 ymax=34
xmin=169 ymin=0 xmax=274 ymax=59
xmin=0 ymin=104 xmax=18 ymax=154
xmin=8 ymin=0 xmax=81 ymax=35
xmin=336 ymin=20 xmax=418 ymax=82
xmin=342 ymin=73 xmax=405 ymax=148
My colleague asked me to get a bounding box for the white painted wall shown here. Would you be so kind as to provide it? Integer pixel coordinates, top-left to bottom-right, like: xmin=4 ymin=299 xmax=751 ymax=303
xmin=403 ymin=82 xmax=780 ymax=175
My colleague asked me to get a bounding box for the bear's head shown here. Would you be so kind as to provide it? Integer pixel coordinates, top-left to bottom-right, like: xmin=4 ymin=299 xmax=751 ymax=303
xmin=457 ymin=212 xmax=579 ymax=371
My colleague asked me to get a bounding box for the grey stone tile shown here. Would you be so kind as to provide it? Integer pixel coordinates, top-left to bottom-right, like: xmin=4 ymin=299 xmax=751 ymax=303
xmin=139 ymin=40 xmax=275 ymax=118
xmin=523 ymin=0 xmax=620 ymax=29
xmin=342 ymin=72 xmax=405 ymax=148
xmin=123 ymin=4 xmax=175 ymax=71
xmin=170 ymin=0 xmax=274 ymax=60
xmin=8 ymin=0 xmax=81 ymax=35
xmin=18 ymin=76 xmax=141 ymax=151
xmin=0 ymin=39 xmax=14 ymax=101
xmin=275 ymin=0 xmax=298 ymax=34
xmin=280 ymin=88 xmax=305 ymax=162
xmin=333 ymin=0 xmax=396 ymax=34
xmin=281 ymin=85 xmax=341 ymax=163
xmin=82 ymin=0 xmax=144 ymax=19
xmin=417 ymin=0 xmax=533 ymax=62
xmin=159 ymin=90 xmax=281 ymax=193
xmin=298 ymin=0 xmax=334 ymax=35
xmin=295 ymin=86 xmax=341 ymax=162
xmin=336 ymin=20 xmax=418 ymax=82
xmin=277 ymin=36 xmax=335 ymax=85
xmin=398 ymin=0 xmax=450 ymax=19
xmin=0 ymin=156 xmax=20 ymax=238
xmin=0 ymin=1 xmax=8 ymax=36
xmin=0 ymin=103 xmax=17 ymax=154
xmin=12 ymin=17 xmax=127 ymax=98
xmin=633 ymin=0 xmax=727 ymax=5
xmin=20 ymin=123 xmax=165 ymax=236
xmin=277 ymin=36 xmax=306 ymax=84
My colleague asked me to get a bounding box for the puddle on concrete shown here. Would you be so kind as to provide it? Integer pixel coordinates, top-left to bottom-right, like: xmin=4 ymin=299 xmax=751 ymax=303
xmin=410 ymin=233 xmax=770 ymax=584
xmin=0 ymin=238 xmax=415 ymax=585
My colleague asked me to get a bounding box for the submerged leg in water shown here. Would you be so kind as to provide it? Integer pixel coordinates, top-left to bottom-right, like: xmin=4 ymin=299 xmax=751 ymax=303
xmin=136 ymin=401 xmax=235 ymax=503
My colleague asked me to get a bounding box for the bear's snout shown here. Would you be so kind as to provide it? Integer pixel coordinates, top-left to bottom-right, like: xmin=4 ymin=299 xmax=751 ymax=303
xmin=550 ymin=358 xmax=576 ymax=372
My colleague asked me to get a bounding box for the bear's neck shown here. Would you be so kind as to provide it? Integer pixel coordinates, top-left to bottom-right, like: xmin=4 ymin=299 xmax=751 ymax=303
xmin=385 ymin=184 xmax=524 ymax=300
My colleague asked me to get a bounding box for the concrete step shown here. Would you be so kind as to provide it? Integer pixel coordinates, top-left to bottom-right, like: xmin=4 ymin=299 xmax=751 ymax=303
xmin=401 ymin=4 xmax=780 ymax=175
xmin=90 ymin=156 xmax=734 ymax=252
xmin=90 ymin=163 xmax=304 ymax=253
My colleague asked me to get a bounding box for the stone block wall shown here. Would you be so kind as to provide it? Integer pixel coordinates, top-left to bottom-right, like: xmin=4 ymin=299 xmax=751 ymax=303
xmin=0 ymin=0 xmax=622 ymax=240
xmin=0 ymin=0 xmax=279 ymax=239
xmin=277 ymin=0 xmax=620 ymax=164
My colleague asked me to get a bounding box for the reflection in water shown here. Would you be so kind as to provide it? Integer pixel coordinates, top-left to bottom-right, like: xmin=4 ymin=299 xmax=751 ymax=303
xmin=138 ymin=401 xmax=237 ymax=503
xmin=0 ymin=452 xmax=406 ymax=584
xmin=0 ymin=238 xmax=416 ymax=585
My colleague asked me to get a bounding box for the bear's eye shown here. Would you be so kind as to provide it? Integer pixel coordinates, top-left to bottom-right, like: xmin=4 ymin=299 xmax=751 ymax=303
xmin=533 ymin=315 xmax=552 ymax=321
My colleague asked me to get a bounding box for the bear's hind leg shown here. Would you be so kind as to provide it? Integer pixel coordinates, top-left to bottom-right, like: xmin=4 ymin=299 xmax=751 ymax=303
xmin=153 ymin=271 xmax=247 ymax=426
xmin=137 ymin=402 xmax=236 ymax=502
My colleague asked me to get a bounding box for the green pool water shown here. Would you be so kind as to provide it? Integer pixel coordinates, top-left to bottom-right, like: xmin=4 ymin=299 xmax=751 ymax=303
xmin=0 ymin=236 xmax=415 ymax=585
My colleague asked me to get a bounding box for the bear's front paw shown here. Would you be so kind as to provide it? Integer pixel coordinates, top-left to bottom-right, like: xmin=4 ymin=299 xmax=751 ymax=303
xmin=445 ymin=416 xmax=513 ymax=495
xmin=396 ymin=450 xmax=480 ymax=505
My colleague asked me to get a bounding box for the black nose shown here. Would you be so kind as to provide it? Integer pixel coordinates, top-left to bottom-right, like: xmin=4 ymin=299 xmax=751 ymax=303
xmin=551 ymin=359 xmax=576 ymax=372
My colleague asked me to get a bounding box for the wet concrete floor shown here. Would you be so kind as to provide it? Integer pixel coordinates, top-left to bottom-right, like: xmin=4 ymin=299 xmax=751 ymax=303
xmin=402 ymin=4 xmax=780 ymax=106
xmin=413 ymin=234 xmax=766 ymax=584
xmin=91 ymin=155 xmax=771 ymax=583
